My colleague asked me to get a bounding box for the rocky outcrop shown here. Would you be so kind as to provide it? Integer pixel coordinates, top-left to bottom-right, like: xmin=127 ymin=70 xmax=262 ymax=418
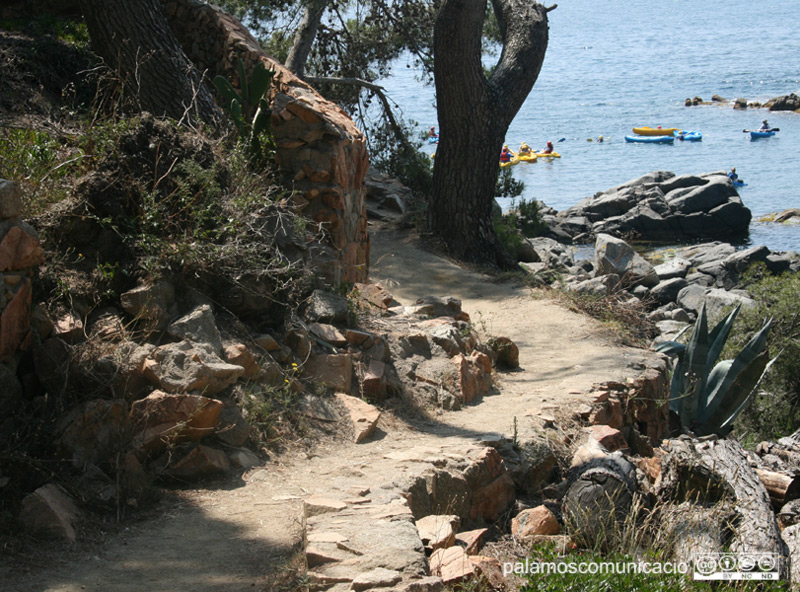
xmin=554 ymin=230 xmax=799 ymax=346
xmin=766 ymin=93 xmax=800 ymax=112
xmin=547 ymin=170 xmax=752 ymax=243
xmin=161 ymin=0 xmax=369 ymax=285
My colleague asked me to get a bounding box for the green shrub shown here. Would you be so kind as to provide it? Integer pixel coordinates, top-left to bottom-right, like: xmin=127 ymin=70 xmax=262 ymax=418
xmin=730 ymin=266 xmax=800 ymax=442
xmin=368 ymin=117 xmax=433 ymax=197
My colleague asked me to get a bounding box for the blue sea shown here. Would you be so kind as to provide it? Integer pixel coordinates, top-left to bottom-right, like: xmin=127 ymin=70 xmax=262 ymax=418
xmin=378 ymin=0 xmax=800 ymax=252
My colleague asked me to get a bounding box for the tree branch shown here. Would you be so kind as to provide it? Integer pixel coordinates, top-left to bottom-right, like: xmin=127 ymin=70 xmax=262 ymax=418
xmin=304 ymin=76 xmax=418 ymax=155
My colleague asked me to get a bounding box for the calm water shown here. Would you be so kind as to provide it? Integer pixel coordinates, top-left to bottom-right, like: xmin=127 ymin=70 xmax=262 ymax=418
xmin=379 ymin=0 xmax=800 ymax=251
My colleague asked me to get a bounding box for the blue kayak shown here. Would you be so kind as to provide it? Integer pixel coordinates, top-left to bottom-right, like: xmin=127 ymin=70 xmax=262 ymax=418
xmin=676 ymin=130 xmax=702 ymax=141
xmin=734 ymin=180 xmax=747 ymax=187
xmin=625 ymin=134 xmax=674 ymax=143
xmin=750 ymin=130 xmax=776 ymax=139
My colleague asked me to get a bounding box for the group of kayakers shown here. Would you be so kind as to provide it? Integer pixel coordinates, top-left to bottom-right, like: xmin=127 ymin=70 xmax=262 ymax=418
xmin=500 ymin=141 xmax=553 ymax=162
xmin=429 ymin=126 xmax=555 ymax=163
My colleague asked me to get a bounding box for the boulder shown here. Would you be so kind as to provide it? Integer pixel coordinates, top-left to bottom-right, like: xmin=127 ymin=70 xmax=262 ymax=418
xmin=361 ymin=359 xmax=387 ymax=400
xmin=430 ymin=546 xmax=475 ymax=584
xmin=305 ymin=289 xmax=349 ymax=324
xmin=120 ymin=281 xmax=175 ymax=329
xmin=586 ymin=425 xmax=628 ymax=452
xmin=304 ymin=353 xmax=353 ymax=392
xmin=142 ymin=341 xmax=245 ymax=394
xmin=167 ymin=305 xmax=223 ymax=354
xmin=222 ymin=343 xmax=259 ymax=379
xmin=308 ymin=322 xmax=347 ymax=347
xmin=0 ymin=275 xmax=33 ymax=361
xmin=594 ymin=234 xmax=658 ymax=288
xmin=487 ymin=336 xmax=519 ymax=369
xmin=130 ymin=390 xmax=223 ymax=452
xmin=334 ymin=392 xmax=380 ymax=443
xmin=525 ymin=237 xmax=575 ymax=269
xmin=18 ymin=484 xmax=82 ymax=542
xmin=455 ymin=528 xmax=488 ymax=555
xmin=412 ymin=296 xmax=463 ymax=318
xmin=511 ymin=505 xmax=561 ymax=538
xmin=766 ymin=92 xmax=800 ymax=112
xmin=703 ymin=288 xmax=754 ymax=320
xmin=676 ymin=284 xmax=708 ymax=314
xmin=452 ymin=351 xmax=493 ymax=404
xmin=723 ymin=244 xmax=770 ymax=273
xmin=167 ymin=444 xmax=230 ymax=480
xmin=653 ymin=257 xmax=691 ymax=280
xmin=650 ymin=277 xmax=688 ymax=305
xmin=415 ymin=514 xmax=459 ymax=551
xmin=553 ymin=172 xmax=751 ymax=242
xmin=214 ymin=404 xmax=251 ymax=447
xmin=0 ymin=222 xmax=44 ymax=271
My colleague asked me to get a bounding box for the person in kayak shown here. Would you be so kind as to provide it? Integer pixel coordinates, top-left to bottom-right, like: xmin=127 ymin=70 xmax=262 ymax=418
xmin=500 ymin=145 xmax=514 ymax=162
xmin=428 ymin=126 xmax=438 ymax=139
xmin=728 ymin=167 xmax=739 ymax=183
xmin=760 ymin=119 xmax=771 ymax=130
xmin=541 ymin=141 xmax=554 ymax=154
xmin=518 ymin=142 xmax=532 ymax=155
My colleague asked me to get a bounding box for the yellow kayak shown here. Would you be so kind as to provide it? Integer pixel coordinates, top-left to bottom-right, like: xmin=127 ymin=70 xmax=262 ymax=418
xmin=518 ymin=152 xmax=538 ymax=162
xmin=633 ymin=126 xmax=681 ymax=136
xmin=533 ymin=151 xmax=561 ymax=158
xmin=500 ymin=156 xmax=520 ymax=168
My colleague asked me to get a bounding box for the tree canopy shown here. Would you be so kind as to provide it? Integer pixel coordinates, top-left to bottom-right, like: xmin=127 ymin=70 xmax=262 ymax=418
xmin=76 ymin=0 xmax=550 ymax=267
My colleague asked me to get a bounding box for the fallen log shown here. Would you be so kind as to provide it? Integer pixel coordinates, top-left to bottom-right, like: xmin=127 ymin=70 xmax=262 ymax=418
xmin=562 ymin=441 xmax=638 ymax=549
xmin=755 ymin=468 xmax=800 ymax=509
xmin=657 ymin=437 xmax=789 ymax=579
xmin=658 ymin=502 xmax=735 ymax=566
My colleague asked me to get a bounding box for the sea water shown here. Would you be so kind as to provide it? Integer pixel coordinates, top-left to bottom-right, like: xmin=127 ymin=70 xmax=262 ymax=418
xmin=378 ymin=0 xmax=800 ymax=252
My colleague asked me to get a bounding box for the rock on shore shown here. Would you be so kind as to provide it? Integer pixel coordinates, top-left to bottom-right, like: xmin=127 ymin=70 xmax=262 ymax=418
xmin=544 ymin=170 xmax=751 ymax=244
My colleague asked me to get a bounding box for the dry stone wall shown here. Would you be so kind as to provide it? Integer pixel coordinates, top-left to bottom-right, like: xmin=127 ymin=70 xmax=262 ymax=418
xmin=162 ymin=0 xmax=370 ymax=285
xmin=0 ymin=179 xmax=43 ymax=363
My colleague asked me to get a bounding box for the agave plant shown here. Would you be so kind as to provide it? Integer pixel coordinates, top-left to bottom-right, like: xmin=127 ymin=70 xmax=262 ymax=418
xmin=213 ymin=58 xmax=275 ymax=163
xmin=655 ymin=303 xmax=775 ymax=437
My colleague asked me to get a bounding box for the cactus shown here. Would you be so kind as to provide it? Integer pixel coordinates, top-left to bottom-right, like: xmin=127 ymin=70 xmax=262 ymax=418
xmin=655 ymin=303 xmax=775 ymax=437
xmin=213 ymin=58 xmax=276 ymax=164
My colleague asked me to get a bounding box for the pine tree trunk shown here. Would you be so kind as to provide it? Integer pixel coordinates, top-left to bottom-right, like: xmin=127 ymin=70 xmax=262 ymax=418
xmin=285 ymin=0 xmax=328 ymax=78
xmin=429 ymin=0 xmax=549 ymax=268
xmin=80 ymin=0 xmax=219 ymax=125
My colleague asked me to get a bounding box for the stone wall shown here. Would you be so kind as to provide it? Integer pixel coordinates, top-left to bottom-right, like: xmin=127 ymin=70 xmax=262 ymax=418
xmin=0 ymin=179 xmax=43 ymax=401
xmin=161 ymin=0 xmax=370 ymax=285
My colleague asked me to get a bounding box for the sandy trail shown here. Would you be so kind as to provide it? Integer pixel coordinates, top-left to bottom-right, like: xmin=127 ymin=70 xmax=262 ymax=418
xmin=4 ymin=226 xmax=649 ymax=592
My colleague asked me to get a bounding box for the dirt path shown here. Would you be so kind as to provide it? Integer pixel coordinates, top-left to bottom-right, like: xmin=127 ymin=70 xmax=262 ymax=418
xmin=5 ymin=226 xmax=651 ymax=592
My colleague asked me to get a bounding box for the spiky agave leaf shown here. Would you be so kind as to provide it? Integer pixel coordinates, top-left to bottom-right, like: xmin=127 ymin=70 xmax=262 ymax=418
xmin=706 ymin=304 xmax=741 ymax=369
xmin=680 ymin=303 xmax=710 ymax=428
xmin=699 ymin=318 xmax=773 ymax=431
xmin=714 ymin=352 xmax=777 ymax=436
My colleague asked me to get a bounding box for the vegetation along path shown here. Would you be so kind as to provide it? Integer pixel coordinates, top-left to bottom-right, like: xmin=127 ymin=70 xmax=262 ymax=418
xmin=7 ymin=225 xmax=657 ymax=592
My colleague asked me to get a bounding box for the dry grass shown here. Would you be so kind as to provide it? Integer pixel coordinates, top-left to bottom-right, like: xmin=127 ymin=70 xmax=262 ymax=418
xmin=555 ymin=287 xmax=657 ymax=347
